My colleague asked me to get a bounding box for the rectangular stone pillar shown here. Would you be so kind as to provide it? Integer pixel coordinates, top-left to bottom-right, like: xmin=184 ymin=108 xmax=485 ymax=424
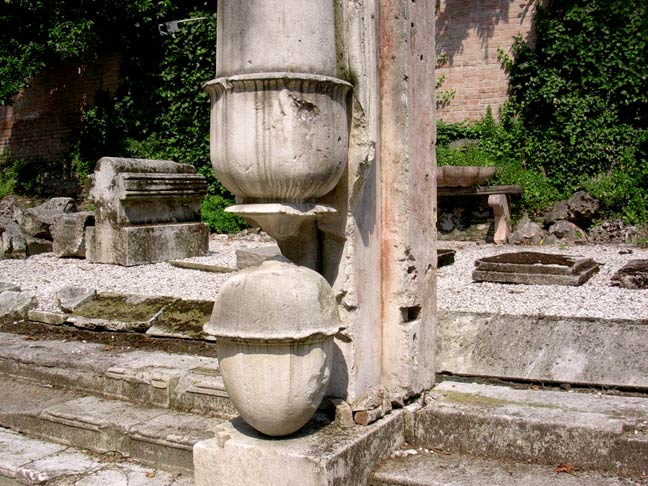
xmin=322 ymin=0 xmax=436 ymax=402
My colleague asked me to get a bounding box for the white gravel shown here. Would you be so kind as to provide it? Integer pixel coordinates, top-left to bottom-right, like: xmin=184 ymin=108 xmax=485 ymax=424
xmin=1 ymin=235 xmax=647 ymax=320
xmin=438 ymin=241 xmax=648 ymax=320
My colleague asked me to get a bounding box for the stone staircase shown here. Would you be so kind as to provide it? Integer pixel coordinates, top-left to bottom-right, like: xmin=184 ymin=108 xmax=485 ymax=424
xmin=1 ymin=315 xmax=648 ymax=484
xmin=0 ymin=331 xmax=234 ymax=485
xmin=369 ymin=381 xmax=648 ymax=485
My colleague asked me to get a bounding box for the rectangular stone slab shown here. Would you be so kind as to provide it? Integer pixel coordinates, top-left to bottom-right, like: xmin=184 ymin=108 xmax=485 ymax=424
xmin=474 ymin=252 xmax=596 ymax=275
xmin=473 ymin=252 xmax=600 ymax=286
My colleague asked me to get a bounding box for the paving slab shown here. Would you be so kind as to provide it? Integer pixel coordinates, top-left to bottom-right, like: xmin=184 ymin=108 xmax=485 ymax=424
xmin=437 ymin=311 xmax=648 ymax=389
xmin=406 ymin=381 xmax=648 ymax=477
xmin=0 ymin=427 xmax=193 ymax=486
xmin=370 ymin=452 xmax=645 ymax=486
xmin=0 ymin=333 xmax=231 ymax=416
xmin=0 ymin=375 xmax=226 ymax=473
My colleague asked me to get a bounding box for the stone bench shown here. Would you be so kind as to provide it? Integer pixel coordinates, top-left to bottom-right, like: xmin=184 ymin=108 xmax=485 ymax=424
xmin=438 ymin=184 xmax=522 ymax=244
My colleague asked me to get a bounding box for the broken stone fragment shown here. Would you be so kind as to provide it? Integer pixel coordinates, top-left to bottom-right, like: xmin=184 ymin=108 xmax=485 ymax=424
xmin=548 ymin=220 xmax=587 ymax=242
xmin=1 ymin=221 xmax=27 ymax=258
xmin=611 ymin=260 xmax=648 ymax=290
xmin=25 ymin=236 xmax=53 ymax=256
xmin=56 ymin=286 xmax=97 ymax=313
xmin=51 ymin=211 xmax=95 ymax=258
xmin=19 ymin=197 xmax=77 ymax=240
xmin=0 ymin=291 xmax=37 ymax=322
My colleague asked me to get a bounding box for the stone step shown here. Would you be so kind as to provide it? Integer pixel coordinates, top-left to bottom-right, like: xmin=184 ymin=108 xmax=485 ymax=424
xmin=0 ymin=426 xmax=193 ymax=485
xmin=0 ymin=332 xmax=236 ymax=418
xmin=0 ymin=375 xmax=226 ymax=473
xmin=405 ymin=381 xmax=648 ymax=477
xmin=369 ymin=452 xmax=646 ymax=486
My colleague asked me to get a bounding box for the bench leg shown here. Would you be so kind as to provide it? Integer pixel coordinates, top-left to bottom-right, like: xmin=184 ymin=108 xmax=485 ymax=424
xmin=488 ymin=194 xmax=511 ymax=244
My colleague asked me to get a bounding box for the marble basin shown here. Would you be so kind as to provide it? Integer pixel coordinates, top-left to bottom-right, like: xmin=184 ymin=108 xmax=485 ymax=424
xmin=437 ymin=166 xmax=497 ymax=188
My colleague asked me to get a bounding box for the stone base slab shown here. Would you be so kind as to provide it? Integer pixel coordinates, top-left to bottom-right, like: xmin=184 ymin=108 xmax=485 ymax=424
xmin=87 ymin=222 xmax=208 ymax=266
xmin=194 ymin=412 xmax=404 ymax=486
xmin=437 ymin=311 xmax=648 ymax=389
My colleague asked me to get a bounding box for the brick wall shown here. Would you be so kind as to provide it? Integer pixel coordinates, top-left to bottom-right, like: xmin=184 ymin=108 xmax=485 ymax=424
xmin=436 ymin=0 xmax=537 ymax=122
xmin=0 ymin=51 xmax=120 ymax=162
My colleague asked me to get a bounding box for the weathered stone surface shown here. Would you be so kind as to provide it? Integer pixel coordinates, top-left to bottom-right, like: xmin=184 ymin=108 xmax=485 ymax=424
xmin=549 ymin=220 xmax=587 ymax=242
xmin=0 ymin=332 xmax=231 ymax=417
xmin=406 ymin=381 xmax=648 ymax=477
xmin=0 ymin=197 xmax=22 ymax=221
xmin=51 ymin=211 xmax=95 ymax=258
xmin=146 ymin=299 xmax=214 ymax=340
xmin=509 ymin=214 xmax=545 ymax=245
xmin=543 ymin=200 xmax=570 ymax=226
xmin=55 ymin=286 xmax=96 ymax=313
xmin=473 ymin=252 xmax=600 ymax=286
xmin=25 ymin=236 xmax=53 ymax=256
xmin=27 ymin=310 xmax=70 ymax=325
xmin=370 ymin=451 xmax=641 ymax=486
xmin=235 ymin=245 xmax=281 ymax=269
xmin=19 ymin=197 xmax=77 ymax=240
xmin=0 ymin=376 xmax=226 ymax=474
xmin=436 ymin=311 xmax=648 ymax=389
xmin=0 ymin=427 xmax=192 ymax=486
xmin=1 ymin=221 xmax=27 ymax=258
xmin=611 ymin=259 xmax=648 ymax=289
xmin=0 ymin=291 xmax=37 ymax=322
xmin=194 ymin=412 xmax=404 ymax=486
xmin=86 ymin=157 xmax=208 ymax=266
xmin=588 ymin=219 xmax=640 ymax=243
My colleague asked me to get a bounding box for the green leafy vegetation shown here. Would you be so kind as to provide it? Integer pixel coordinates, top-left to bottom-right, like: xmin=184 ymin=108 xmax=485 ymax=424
xmin=438 ymin=0 xmax=648 ymax=223
xmin=1 ymin=0 xmax=246 ymax=232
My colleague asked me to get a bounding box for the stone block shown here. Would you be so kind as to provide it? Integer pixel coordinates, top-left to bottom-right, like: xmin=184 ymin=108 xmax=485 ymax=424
xmin=87 ymin=222 xmax=209 ymax=266
xmin=0 ymin=291 xmax=37 ymax=322
xmin=27 ymin=310 xmax=70 ymax=325
xmin=86 ymin=157 xmax=208 ymax=265
xmin=436 ymin=311 xmax=648 ymax=389
xmin=194 ymin=412 xmax=404 ymax=486
xmin=51 ymin=211 xmax=95 ymax=258
xmin=19 ymin=197 xmax=77 ymax=240
xmin=235 ymin=245 xmax=281 ymax=269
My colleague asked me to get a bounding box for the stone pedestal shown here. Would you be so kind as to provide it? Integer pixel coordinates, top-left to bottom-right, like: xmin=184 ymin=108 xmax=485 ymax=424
xmin=194 ymin=414 xmax=404 ymax=486
xmin=85 ymin=157 xmax=209 ymax=266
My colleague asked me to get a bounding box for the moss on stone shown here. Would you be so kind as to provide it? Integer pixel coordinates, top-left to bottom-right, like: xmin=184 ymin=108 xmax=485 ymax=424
xmin=73 ymin=294 xmax=176 ymax=322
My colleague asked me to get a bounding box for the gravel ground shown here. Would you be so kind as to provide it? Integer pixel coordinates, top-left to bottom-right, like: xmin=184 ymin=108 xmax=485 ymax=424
xmin=438 ymin=241 xmax=648 ymax=320
xmin=1 ymin=235 xmax=647 ymax=320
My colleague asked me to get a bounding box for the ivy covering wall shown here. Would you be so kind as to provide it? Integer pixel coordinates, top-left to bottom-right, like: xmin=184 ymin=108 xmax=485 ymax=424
xmin=438 ymin=0 xmax=648 ymax=223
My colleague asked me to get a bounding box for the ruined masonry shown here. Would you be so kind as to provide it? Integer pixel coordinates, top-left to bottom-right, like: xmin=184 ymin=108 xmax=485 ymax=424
xmin=85 ymin=157 xmax=209 ymax=266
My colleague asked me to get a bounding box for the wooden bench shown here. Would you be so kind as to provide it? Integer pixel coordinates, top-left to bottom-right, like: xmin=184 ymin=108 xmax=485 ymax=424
xmin=438 ymin=185 xmax=523 ymax=244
